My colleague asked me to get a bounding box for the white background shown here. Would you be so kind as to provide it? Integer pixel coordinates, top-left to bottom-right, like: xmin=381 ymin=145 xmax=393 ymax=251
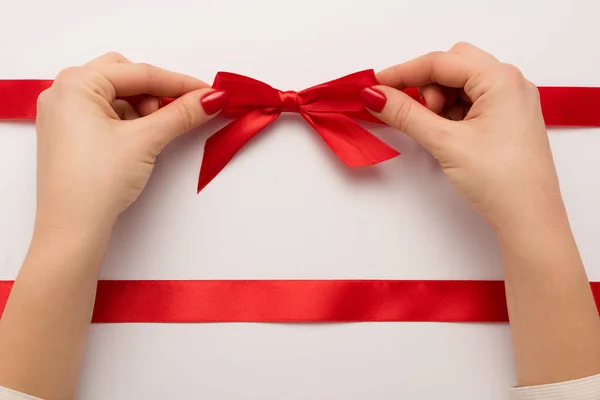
xmin=1 ymin=0 xmax=600 ymax=398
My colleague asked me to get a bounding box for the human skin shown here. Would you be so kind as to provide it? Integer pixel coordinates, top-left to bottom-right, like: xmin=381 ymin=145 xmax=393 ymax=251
xmin=0 ymin=44 xmax=598 ymax=399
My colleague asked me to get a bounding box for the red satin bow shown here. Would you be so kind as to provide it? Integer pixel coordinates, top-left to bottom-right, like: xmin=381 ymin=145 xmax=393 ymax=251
xmin=198 ymin=70 xmax=404 ymax=192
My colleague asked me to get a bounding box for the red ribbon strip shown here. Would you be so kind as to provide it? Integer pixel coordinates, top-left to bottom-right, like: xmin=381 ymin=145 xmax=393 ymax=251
xmin=3 ymin=73 xmax=600 ymax=192
xmin=0 ymin=279 xmax=598 ymax=323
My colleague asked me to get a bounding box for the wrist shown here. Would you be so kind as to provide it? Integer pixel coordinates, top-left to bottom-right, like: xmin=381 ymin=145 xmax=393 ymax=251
xmin=34 ymin=200 xmax=117 ymax=238
xmin=492 ymin=198 xmax=580 ymax=265
xmin=483 ymin=170 xmax=567 ymax=235
xmin=489 ymin=193 xmax=569 ymax=237
xmin=29 ymin=209 xmax=114 ymax=272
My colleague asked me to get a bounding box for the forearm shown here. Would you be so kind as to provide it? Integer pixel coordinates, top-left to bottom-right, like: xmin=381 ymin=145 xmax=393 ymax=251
xmin=498 ymin=201 xmax=600 ymax=387
xmin=0 ymin=222 xmax=111 ymax=399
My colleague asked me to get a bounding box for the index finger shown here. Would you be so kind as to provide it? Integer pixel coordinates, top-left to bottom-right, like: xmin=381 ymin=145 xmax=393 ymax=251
xmin=376 ymin=51 xmax=486 ymax=90
xmin=100 ymin=63 xmax=210 ymax=99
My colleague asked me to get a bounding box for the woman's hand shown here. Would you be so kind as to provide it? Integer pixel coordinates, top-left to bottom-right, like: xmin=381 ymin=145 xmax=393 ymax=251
xmin=0 ymin=53 xmax=230 ymax=399
xmin=35 ymin=52 xmax=228 ymax=234
xmin=362 ymin=43 xmax=600 ymax=387
xmin=361 ymin=42 xmax=561 ymax=232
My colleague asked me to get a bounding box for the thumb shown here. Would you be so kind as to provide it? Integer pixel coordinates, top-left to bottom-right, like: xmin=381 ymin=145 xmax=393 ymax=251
xmin=135 ymin=88 xmax=228 ymax=149
xmin=360 ymin=85 xmax=449 ymax=153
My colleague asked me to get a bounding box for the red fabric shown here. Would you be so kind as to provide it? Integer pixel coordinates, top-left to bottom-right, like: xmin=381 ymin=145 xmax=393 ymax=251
xmin=538 ymin=87 xmax=600 ymax=126
xmin=199 ymin=71 xmax=400 ymax=192
xmin=0 ymin=80 xmax=52 ymax=119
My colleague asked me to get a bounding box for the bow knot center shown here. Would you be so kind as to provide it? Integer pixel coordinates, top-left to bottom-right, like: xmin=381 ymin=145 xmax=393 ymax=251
xmin=279 ymin=90 xmax=300 ymax=112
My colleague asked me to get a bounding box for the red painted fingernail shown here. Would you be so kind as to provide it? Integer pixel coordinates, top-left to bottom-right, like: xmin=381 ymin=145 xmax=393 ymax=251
xmin=200 ymin=90 xmax=229 ymax=115
xmin=360 ymin=87 xmax=387 ymax=112
xmin=419 ymin=95 xmax=428 ymax=108
xmin=160 ymin=97 xmax=175 ymax=108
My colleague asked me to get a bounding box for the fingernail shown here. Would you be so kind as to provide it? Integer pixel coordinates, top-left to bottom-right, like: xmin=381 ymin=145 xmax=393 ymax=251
xmin=160 ymin=97 xmax=175 ymax=108
xmin=360 ymin=87 xmax=387 ymax=112
xmin=419 ymin=95 xmax=428 ymax=108
xmin=200 ymin=90 xmax=229 ymax=115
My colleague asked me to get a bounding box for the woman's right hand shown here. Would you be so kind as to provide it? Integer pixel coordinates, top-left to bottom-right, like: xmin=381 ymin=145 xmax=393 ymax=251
xmin=360 ymin=42 xmax=564 ymax=232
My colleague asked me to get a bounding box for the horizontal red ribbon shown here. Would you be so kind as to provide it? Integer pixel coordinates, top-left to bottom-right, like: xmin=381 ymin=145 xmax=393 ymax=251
xmin=0 ymin=280 xmax=599 ymax=323
xmin=4 ymin=79 xmax=600 ymax=127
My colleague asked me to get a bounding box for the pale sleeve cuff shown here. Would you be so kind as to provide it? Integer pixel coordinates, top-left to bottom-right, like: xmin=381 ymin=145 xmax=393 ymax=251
xmin=0 ymin=386 xmax=41 ymax=400
xmin=510 ymin=373 xmax=600 ymax=400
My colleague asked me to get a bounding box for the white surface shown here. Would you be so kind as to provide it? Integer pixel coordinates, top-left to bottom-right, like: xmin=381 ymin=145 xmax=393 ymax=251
xmin=0 ymin=0 xmax=599 ymax=398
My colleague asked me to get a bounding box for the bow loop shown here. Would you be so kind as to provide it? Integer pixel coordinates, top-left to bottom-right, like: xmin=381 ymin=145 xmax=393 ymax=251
xmin=213 ymin=72 xmax=282 ymax=117
xmin=297 ymin=70 xmax=381 ymax=117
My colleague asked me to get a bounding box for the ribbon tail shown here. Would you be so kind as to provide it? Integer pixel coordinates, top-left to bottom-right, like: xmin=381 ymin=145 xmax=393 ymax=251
xmin=198 ymin=109 xmax=280 ymax=192
xmin=301 ymin=112 xmax=400 ymax=167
